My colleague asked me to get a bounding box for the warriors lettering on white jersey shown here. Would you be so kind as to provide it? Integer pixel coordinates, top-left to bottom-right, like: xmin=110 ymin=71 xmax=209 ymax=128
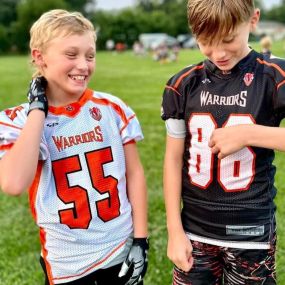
xmin=0 ymin=89 xmax=143 ymax=284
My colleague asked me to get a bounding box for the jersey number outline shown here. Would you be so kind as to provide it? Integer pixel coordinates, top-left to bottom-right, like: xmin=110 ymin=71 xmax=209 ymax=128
xmin=52 ymin=147 xmax=120 ymax=229
xmin=188 ymin=113 xmax=256 ymax=192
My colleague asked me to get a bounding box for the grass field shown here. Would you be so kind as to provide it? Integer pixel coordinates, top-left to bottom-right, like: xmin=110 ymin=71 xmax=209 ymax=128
xmin=0 ymin=42 xmax=285 ymax=285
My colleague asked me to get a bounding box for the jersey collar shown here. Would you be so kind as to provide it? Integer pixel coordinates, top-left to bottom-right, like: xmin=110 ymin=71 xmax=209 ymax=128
xmin=48 ymin=89 xmax=93 ymax=117
xmin=205 ymin=50 xmax=258 ymax=78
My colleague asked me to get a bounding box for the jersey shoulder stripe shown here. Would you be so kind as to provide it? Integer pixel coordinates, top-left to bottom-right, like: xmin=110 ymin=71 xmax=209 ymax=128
xmin=257 ymin=57 xmax=285 ymax=89
xmin=91 ymin=96 xmax=129 ymax=125
xmin=173 ymin=64 xmax=204 ymax=89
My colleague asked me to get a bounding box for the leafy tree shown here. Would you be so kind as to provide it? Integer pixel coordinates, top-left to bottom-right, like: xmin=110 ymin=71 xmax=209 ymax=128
xmin=0 ymin=25 xmax=10 ymax=52
xmin=265 ymin=5 xmax=285 ymax=24
xmin=0 ymin=0 xmax=20 ymax=26
xmin=65 ymin=0 xmax=94 ymax=14
xmin=11 ymin=0 xmax=67 ymax=52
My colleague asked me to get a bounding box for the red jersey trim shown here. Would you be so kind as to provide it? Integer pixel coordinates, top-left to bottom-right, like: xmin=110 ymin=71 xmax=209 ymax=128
xmin=120 ymin=114 xmax=136 ymax=135
xmin=53 ymin=239 xmax=127 ymax=281
xmin=40 ymin=228 xmax=54 ymax=285
xmin=48 ymin=89 xmax=93 ymax=117
xmin=0 ymin=121 xmax=22 ymax=130
xmin=257 ymin=58 xmax=285 ymax=90
xmin=90 ymin=96 xmax=134 ymax=134
xmin=123 ymin=139 xmax=136 ymax=146
xmin=174 ymin=64 xmax=204 ymax=89
xmin=91 ymin=97 xmax=128 ymax=124
xmin=0 ymin=143 xmax=14 ymax=151
xmin=29 ymin=161 xmax=43 ymax=221
xmin=165 ymin=86 xmax=182 ymax=96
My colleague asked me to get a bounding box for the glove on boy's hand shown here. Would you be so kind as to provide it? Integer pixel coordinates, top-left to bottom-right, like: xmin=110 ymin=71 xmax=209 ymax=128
xmin=27 ymin=76 xmax=48 ymax=117
xmin=119 ymin=238 xmax=149 ymax=285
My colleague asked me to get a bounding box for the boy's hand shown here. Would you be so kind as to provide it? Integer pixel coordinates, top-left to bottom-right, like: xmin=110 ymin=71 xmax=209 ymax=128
xmin=118 ymin=238 xmax=149 ymax=285
xmin=167 ymin=230 xmax=194 ymax=272
xmin=27 ymin=76 xmax=48 ymax=117
xmin=209 ymin=125 xmax=249 ymax=159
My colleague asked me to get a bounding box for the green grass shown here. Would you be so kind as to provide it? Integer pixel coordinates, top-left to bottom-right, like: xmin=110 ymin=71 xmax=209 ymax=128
xmin=0 ymin=43 xmax=285 ymax=284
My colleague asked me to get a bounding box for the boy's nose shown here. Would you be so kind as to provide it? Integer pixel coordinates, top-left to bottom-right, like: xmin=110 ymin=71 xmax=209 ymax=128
xmin=213 ymin=48 xmax=227 ymax=60
xmin=77 ymin=57 xmax=89 ymax=70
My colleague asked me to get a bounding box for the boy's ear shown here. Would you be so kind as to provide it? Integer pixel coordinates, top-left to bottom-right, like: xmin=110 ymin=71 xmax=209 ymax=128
xmin=31 ymin=49 xmax=45 ymax=67
xmin=250 ymin=9 xmax=260 ymax=32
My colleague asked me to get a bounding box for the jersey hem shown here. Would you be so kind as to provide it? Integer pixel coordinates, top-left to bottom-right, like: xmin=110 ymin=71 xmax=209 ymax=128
xmin=186 ymin=232 xmax=270 ymax=249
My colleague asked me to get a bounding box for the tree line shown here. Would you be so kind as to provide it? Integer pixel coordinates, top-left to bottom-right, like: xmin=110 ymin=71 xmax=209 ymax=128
xmin=0 ymin=0 xmax=283 ymax=54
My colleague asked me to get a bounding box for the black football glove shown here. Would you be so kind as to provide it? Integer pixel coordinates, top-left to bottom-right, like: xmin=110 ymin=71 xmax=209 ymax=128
xmin=118 ymin=238 xmax=149 ymax=285
xmin=27 ymin=76 xmax=48 ymax=117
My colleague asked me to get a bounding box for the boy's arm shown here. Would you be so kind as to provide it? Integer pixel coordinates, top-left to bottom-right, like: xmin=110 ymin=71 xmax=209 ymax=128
xmin=0 ymin=77 xmax=47 ymax=195
xmin=118 ymin=142 xmax=148 ymax=285
xmin=209 ymin=124 xmax=285 ymax=159
xmin=0 ymin=110 xmax=45 ymax=195
xmin=124 ymin=142 xmax=147 ymax=238
xmin=164 ymin=135 xmax=193 ymax=272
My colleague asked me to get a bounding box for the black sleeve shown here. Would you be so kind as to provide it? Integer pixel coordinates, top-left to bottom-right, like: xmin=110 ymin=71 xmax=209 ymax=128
xmin=161 ymin=76 xmax=185 ymax=121
xmin=270 ymin=58 xmax=285 ymax=119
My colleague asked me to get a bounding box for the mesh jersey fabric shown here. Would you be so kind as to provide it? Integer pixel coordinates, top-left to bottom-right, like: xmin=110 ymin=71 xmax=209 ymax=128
xmin=161 ymin=50 xmax=285 ymax=249
xmin=0 ymin=89 xmax=143 ymax=284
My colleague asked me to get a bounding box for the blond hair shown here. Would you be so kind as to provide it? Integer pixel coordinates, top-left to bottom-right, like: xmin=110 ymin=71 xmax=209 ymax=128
xmin=30 ymin=9 xmax=96 ymax=77
xmin=187 ymin=0 xmax=255 ymax=42
xmin=260 ymin=36 xmax=272 ymax=51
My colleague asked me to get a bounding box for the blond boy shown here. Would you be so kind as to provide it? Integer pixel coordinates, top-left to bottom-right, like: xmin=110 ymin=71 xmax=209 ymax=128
xmin=0 ymin=9 xmax=148 ymax=285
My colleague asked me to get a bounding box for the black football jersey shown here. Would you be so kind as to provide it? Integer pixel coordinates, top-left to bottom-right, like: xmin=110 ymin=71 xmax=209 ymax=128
xmin=161 ymin=50 xmax=285 ymax=249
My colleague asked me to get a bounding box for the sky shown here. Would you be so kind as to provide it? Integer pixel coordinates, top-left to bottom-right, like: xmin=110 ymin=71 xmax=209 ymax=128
xmin=263 ymin=0 xmax=281 ymax=9
xmin=96 ymin=0 xmax=135 ymax=10
xmin=95 ymin=0 xmax=282 ymax=11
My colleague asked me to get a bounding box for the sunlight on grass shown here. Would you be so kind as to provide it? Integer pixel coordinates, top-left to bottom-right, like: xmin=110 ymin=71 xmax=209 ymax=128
xmin=0 ymin=43 xmax=285 ymax=284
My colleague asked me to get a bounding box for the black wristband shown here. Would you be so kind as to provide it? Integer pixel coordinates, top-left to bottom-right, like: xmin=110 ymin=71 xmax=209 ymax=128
xmin=28 ymin=100 xmax=48 ymax=117
xmin=133 ymin=237 xmax=149 ymax=249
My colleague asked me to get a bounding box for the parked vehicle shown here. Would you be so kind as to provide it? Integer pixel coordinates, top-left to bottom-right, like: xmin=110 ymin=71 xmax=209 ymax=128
xmin=139 ymin=33 xmax=179 ymax=49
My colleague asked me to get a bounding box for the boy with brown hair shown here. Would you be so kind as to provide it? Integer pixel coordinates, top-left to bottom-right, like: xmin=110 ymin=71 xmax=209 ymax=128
xmin=161 ymin=0 xmax=285 ymax=284
xmin=0 ymin=9 xmax=148 ymax=285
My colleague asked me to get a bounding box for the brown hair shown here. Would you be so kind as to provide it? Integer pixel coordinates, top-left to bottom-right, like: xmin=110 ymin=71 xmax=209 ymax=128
xmin=187 ymin=0 xmax=255 ymax=42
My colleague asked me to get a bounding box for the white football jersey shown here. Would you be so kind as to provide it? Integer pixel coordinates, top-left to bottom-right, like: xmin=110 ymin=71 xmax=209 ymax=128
xmin=0 ymin=89 xmax=144 ymax=284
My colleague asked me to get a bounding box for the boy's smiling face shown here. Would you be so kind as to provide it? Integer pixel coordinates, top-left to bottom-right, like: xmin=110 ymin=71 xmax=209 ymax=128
xmin=35 ymin=31 xmax=96 ymax=105
xmin=196 ymin=9 xmax=260 ymax=72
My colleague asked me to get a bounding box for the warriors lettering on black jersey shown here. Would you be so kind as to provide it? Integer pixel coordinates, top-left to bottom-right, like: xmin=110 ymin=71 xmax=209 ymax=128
xmin=162 ymin=50 xmax=285 ymax=249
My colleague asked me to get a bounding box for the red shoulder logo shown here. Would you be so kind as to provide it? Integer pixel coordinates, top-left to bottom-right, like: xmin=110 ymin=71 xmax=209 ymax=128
xmin=243 ymin=73 xmax=254 ymax=87
xmin=89 ymin=107 xmax=102 ymax=121
xmin=5 ymin=106 xmax=24 ymax=121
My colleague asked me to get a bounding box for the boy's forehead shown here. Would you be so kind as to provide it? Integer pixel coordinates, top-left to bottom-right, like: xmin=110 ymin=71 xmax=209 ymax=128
xmin=196 ymin=23 xmax=243 ymax=44
xmin=44 ymin=31 xmax=96 ymax=51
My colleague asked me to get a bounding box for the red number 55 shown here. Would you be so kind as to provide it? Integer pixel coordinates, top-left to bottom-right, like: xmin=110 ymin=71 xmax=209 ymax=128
xmin=52 ymin=147 xmax=120 ymax=229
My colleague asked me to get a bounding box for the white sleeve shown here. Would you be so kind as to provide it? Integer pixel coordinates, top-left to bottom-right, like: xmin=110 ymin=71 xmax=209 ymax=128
xmin=94 ymin=91 xmax=144 ymax=144
xmin=165 ymin=118 xmax=186 ymax=138
xmin=0 ymin=104 xmax=49 ymax=160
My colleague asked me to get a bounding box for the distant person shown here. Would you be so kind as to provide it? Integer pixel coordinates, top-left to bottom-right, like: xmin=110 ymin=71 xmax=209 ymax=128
xmin=162 ymin=0 xmax=285 ymax=284
xmin=106 ymin=38 xmax=115 ymax=51
xmin=0 ymin=9 xmax=148 ymax=285
xmin=169 ymin=44 xmax=180 ymax=62
xmin=260 ymin=35 xmax=272 ymax=57
xmin=133 ymin=41 xmax=145 ymax=56
xmin=115 ymin=42 xmax=126 ymax=53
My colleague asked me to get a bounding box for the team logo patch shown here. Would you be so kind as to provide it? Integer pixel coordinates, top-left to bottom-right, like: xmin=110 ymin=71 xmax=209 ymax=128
xmin=46 ymin=122 xmax=59 ymax=128
xmin=65 ymin=105 xmax=74 ymax=112
xmin=202 ymin=78 xmax=211 ymax=84
xmin=89 ymin=107 xmax=102 ymax=121
xmin=243 ymin=73 xmax=254 ymax=86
